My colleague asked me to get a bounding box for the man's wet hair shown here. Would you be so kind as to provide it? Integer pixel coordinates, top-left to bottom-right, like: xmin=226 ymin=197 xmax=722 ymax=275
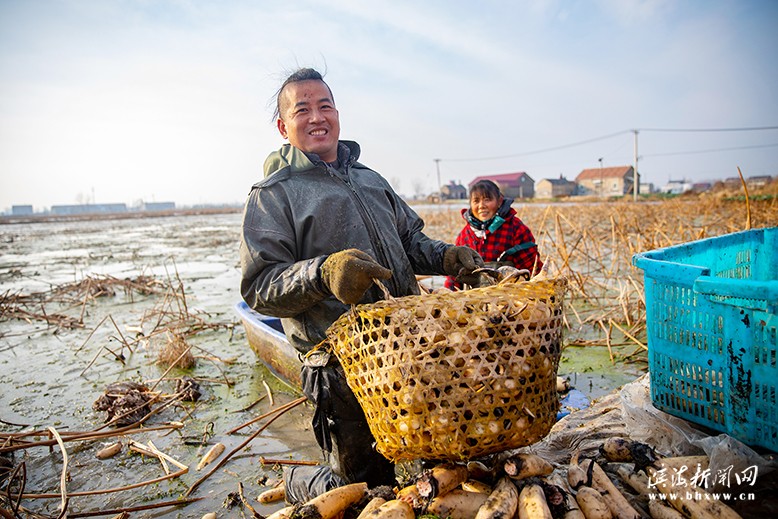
xmin=273 ymin=68 xmax=335 ymax=121
xmin=469 ymin=180 xmax=503 ymax=200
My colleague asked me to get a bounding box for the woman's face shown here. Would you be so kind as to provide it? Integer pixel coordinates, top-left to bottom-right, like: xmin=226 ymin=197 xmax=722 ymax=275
xmin=470 ymin=192 xmax=502 ymax=222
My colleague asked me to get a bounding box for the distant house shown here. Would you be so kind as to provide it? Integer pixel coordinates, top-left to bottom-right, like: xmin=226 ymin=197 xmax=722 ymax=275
xmin=469 ymin=171 xmax=535 ymax=199
xmin=747 ymin=175 xmax=773 ymax=189
xmin=723 ymin=177 xmax=743 ymax=188
xmin=535 ymin=175 xmax=576 ymax=199
xmin=11 ymin=205 xmax=34 ymax=216
xmin=441 ymin=181 xmax=467 ymax=200
xmin=639 ymin=182 xmax=655 ymax=194
xmin=51 ymin=203 xmax=128 ymax=215
xmin=691 ymin=182 xmax=712 ymax=193
xmin=575 ymin=166 xmax=638 ymax=197
xmin=142 ymin=201 xmax=176 ymax=211
xmin=660 ymin=179 xmax=692 ymax=195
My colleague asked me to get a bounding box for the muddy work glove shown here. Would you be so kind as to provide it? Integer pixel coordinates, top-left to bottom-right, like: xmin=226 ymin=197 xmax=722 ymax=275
xmin=484 ymin=260 xmax=514 ymax=269
xmin=443 ymin=246 xmax=484 ymax=284
xmin=321 ymin=249 xmax=392 ymax=305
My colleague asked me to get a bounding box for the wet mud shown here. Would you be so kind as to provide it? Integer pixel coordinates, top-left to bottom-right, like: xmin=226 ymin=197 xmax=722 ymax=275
xmin=0 ymin=211 xmax=640 ymax=517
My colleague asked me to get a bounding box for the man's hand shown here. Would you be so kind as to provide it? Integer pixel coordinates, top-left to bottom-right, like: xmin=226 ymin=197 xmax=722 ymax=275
xmin=443 ymin=246 xmax=485 ymax=279
xmin=321 ymin=249 xmax=392 ymax=305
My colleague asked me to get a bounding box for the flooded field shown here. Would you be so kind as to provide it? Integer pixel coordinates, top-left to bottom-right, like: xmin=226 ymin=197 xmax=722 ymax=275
xmin=0 ymin=212 xmax=323 ymax=517
xmin=0 ymin=204 xmax=679 ymax=517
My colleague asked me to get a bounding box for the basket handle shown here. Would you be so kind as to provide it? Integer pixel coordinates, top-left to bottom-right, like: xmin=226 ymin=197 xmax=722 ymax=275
xmin=370 ymin=276 xmax=431 ymax=302
xmin=632 ymin=256 xmax=710 ymax=286
xmin=372 ymin=277 xmax=394 ymax=300
xmin=693 ymin=277 xmax=778 ymax=310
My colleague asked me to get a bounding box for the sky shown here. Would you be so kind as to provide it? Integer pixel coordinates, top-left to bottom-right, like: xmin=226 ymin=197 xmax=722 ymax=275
xmin=1 ymin=0 xmax=777 ymax=211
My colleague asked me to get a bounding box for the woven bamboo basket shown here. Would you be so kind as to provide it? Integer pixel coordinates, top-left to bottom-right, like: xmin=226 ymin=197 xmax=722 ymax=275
xmin=326 ymin=276 xmax=567 ymax=462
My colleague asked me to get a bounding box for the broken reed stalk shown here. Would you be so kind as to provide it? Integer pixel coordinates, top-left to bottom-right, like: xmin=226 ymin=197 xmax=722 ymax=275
xmin=16 ymin=467 xmax=189 ymax=500
xmin=185 ymin=396 xmax=308 ymax=497
xmin=262 ymin=380 xmax=275 ymax=407
xmin=128 ymin=439 xmax=188 ymax=472
xmin=259 ymin=457 xmax=319 ymax=466
xmin=0 ymin=423 xmax=183 ymax=455
xmin=197 ymin=350 xmax=232 ymax=387
xmin=618 ymin=279 xmax=632 ymax=327
xmin=65 ymin=497 xmax=203 ymax=518
xmin=5 ymin=461 xmax=26 ymax=516
xmin=107 ymin=314 xmax=132 ymax=354
xmin=737 ymin=166 xmax=752 ymax=230
xmin=47 ymin=427 xmax=69 ymax=518
xmin=238 ymin=482 xmax=261 ymax=518
xmin=231 ymin=395 xmax=266 ymax=414
xmin=80 ymin=340 xmax=113 ymax=376
xmin=608 ymin=318 xmax=647 ymax=351
xmin=76 ymin=315 xmax=110 ymax=353
xmin=162 ymin=257 xmax=188 ymax=317
xmin=149 ymin=290 xmax=174 ymax=333
xmin=226 ymin=396 xmax=307 ymax=435
xmin=597 ymin=320 xmax=613 ymax=363
xmin=77 ymin=277 xmax=91 ymax=323
xmin=148 ymin=440 xmax=170 ymax=474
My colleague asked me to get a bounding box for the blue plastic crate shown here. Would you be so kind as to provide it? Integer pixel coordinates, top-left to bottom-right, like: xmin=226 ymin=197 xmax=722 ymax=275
xmin=632 ymin=227 xmax=778 ymax=452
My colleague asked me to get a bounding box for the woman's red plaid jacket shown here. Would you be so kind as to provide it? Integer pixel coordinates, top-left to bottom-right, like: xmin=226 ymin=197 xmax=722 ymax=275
xmin=444 ymin=207 xmax=542 ymax=289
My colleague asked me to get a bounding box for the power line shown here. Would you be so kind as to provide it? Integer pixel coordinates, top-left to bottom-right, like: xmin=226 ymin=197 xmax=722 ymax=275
xmin=644 ymin=142 xmax=778 ymax=158
xmin=637 ymin=126 xmax=778 ymax=133
xmin=437 ymin=126 xmax=778 ymax=163
xmin=438 ymin=130 xmax=631 ymax=162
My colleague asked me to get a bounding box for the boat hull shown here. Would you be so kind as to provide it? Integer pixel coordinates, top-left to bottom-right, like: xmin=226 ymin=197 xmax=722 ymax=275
xmin=234 ymin=301 xmax=303 ymax=388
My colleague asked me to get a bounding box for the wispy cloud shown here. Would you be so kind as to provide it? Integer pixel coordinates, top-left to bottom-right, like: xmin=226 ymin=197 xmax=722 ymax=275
xmin=0 ymin=0 xmax=776 ymax=208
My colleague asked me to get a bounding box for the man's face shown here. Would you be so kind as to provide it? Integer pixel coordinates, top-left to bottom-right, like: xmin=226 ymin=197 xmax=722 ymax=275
xmin=277 ymin=80 xmax=340 ymax=163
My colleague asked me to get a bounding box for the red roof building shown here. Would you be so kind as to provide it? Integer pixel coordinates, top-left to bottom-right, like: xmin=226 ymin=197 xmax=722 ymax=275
xmin=468 ymin=171 xmax=535 ymax=199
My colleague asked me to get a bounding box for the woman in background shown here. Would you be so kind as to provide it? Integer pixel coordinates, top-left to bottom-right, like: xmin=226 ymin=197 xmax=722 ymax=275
xmin=445 ymin=179 xmax=543 ymax=290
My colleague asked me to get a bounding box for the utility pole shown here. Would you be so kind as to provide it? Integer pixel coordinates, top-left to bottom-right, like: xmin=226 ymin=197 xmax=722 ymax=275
xmin=633 ymin=130 xmax=639 ymax=201
xmin=434 ymin=158 xmax=441 ymax=193
xmin=598 ymin=157 xmax=603 ymax=198
xmin=433 ymin=158 xmax=443 ymax=203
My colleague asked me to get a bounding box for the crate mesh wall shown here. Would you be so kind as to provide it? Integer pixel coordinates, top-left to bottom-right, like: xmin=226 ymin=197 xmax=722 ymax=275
xmin=636 ymin=228 xmax=777 ymax=452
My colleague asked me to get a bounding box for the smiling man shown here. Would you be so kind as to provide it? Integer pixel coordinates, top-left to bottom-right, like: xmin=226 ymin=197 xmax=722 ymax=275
xmin=239 ymin=68 xmax=483 ymax=501
xmin=275 ymin=77 xmax=340 ymax=163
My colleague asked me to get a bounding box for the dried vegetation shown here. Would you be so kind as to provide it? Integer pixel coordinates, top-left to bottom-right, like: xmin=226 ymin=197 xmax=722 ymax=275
xmin=0 ymin=274 xmax=165 ymax=331
xmin=419 ymin=194 xmax=777 ymax=364
xmin=0 ymin=261 xmax=243 ymax=517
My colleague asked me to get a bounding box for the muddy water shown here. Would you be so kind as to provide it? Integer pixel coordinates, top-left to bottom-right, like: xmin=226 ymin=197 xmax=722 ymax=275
xmin=0 ymin=212 xmax=641 ymax=517
xmin=1 ymin=213 xmax=322 ymax=517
